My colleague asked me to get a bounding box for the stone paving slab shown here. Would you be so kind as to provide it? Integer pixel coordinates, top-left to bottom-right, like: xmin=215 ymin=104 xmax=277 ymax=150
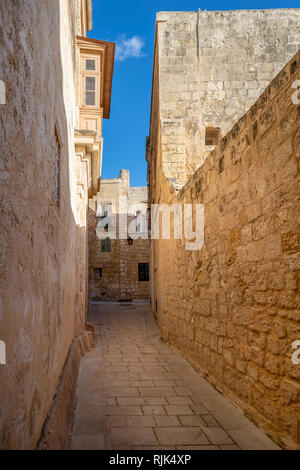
xmin=70 ymin=302 xmax=280 ymax=450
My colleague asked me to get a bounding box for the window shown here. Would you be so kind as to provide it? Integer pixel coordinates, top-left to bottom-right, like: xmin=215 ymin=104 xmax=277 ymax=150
xmin=79 ymin=47 xmax=101 ymax=111
xmin=86 ymin=59 xmax=95 ymax=71
xmin=94 ymin=268 xmax=102 ymax=279
xmin=53 ymin=128 xmax=61 ymax=206
xmin=205 ymin=127 xmax=221 ymax=146
xmin=85 ymin=76 xmax=95 ymax=106
xmin=101 ymin=237 xmax=111 ymax=252
xmin=138 ymin=263 xmax=149 ymax=282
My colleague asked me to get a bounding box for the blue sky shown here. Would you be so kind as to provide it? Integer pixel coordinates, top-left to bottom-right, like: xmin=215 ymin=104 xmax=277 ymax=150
xmin=89 ymin=1 xmax=299 ymax=187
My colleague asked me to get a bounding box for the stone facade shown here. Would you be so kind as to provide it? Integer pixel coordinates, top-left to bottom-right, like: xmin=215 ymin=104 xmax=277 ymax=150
xmin=0 ymin=0 xmax=114 ymax=449
xmin=89 ymin=170 xmax=150 ymax=302
xmin=147 ymin=10 xmax=300 ymax=449
xmin=148 ymin=9 xmax=300 ymax=191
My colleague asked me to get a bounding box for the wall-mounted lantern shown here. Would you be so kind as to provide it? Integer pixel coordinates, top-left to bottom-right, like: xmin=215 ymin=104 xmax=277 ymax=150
xmin=127 ymin=236 xmax=133 ymax=246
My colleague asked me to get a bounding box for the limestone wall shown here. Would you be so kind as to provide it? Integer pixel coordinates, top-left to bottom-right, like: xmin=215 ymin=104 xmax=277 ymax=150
xmin=154 ymin=9 xmax=300 ymax=186
xmin=0 ymin=0 xmax=86 ymax=449
xmin=151 ymin=50 xmax=300 ymax=448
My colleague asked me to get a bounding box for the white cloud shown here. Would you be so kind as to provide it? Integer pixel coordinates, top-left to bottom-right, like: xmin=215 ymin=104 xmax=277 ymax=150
xmin=115 ymin=35 xmax=146 ymax=61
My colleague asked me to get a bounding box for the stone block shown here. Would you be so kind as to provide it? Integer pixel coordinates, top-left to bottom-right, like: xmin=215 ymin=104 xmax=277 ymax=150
xmin=155 ymin=427 xmax=209 ymax=446
xmin=165 ymin=405 xmax=194 ymax=415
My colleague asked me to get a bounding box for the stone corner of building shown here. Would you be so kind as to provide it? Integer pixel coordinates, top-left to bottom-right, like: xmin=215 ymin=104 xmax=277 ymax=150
xmin=36 ymin=331 xmax=94 ymax=450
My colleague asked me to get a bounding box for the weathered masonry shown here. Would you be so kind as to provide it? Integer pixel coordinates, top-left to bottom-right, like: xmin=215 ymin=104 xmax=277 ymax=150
xmin=147 ymin=10 xmax=300 ymax=449
xmin=0 ymin=0 xmax=114 ymax=449
xmin=147 ymin=9 xmax=300 ymax=190
xmin=89 ymin=170 xmax=150 ymax=302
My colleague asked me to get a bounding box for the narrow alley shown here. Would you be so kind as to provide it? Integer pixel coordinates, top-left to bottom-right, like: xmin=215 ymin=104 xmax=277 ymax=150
xmin=1 ymin=2 xmax=299 ymax=452
xmin=70 ymin=303 xmax=279 ymax=450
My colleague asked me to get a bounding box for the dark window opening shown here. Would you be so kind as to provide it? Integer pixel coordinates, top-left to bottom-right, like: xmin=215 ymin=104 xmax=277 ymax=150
xmin=94 ymin=268 xmax=102 ymax=279
xmin=86 ymin=59 xmax=95 ymax=71
xmin=138 ymin=263 xmax=149 ymax=282
xmin=205 ymin=127 xmax=221 ymax=146
xmin=86 ymin=92 xmax=95 ymax=106
xmin=85 ymin=76 xmax=95 ymax=106
xmin=101 ymin=238 xmax=111 ymax=252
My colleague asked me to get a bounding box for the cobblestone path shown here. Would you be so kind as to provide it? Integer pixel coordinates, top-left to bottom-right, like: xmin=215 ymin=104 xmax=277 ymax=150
xmin=70 ymin=302 xmax=279 ymax=450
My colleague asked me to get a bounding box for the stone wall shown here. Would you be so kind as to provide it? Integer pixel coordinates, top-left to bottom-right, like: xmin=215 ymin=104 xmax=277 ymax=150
xmin=0 ymin=0 xmax=91 ymax=449
xmin=150 ymin=50 xmax=300 ymax=449
xmin=89 ymin=171 xmax=150 ymax=301
xmin=154 ymin=9 xmax=300 ymax=186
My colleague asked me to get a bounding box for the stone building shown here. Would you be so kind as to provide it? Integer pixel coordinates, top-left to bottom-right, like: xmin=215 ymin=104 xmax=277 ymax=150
xmin=147 ymin=9 xmax=300 ymax=191
xmin=89 ymin=170 xmax=150 ymax=302
xmin=0 ymin=0 xmax=114 ymax=449
xmin=147 ymin=10 xmax=300 ymax=449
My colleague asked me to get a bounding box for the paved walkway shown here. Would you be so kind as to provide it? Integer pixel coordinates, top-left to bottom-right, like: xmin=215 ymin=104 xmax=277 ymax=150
xmin=70 ymin=302 xmax=279 ymax=450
